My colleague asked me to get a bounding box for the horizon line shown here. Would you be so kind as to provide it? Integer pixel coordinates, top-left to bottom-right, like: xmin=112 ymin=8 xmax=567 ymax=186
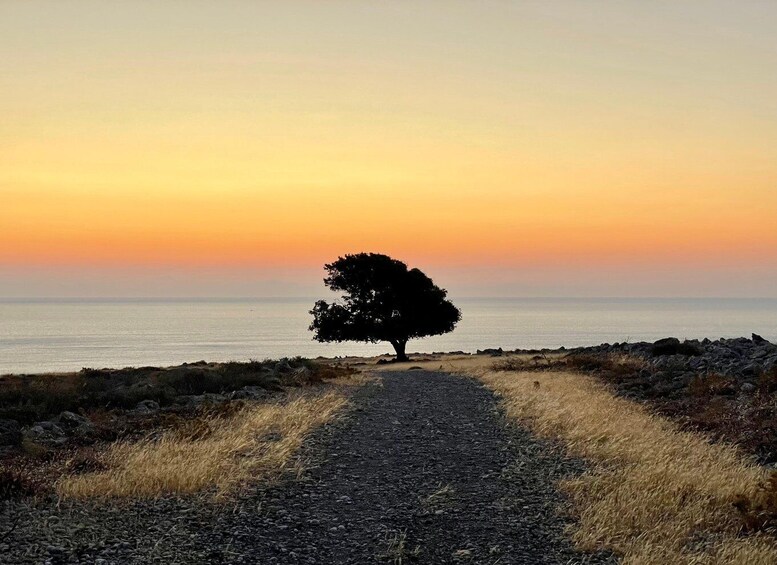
xmin=2 ymin=296 xmax=777 ymax=302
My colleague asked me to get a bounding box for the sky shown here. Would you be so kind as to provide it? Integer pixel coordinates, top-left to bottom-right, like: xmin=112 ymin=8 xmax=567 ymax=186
xmin=1 ymin=1 xmax=776 ymax=298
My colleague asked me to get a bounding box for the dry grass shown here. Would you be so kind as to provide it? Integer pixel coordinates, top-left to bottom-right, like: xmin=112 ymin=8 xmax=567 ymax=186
xmin=371 ymin=354 xmax=777 ymax=563
xmin=467 ymin=360 xmax=777 ymax=564
xmin=379 ymin=529 xmax=420 ymax=564
xmin=57 ymin=387 xmax=351 ymax=500
xmin=422 ymin=483 xmax=455 ymax=509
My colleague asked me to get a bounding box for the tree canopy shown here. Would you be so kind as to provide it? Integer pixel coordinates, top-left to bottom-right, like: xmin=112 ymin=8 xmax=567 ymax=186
xmin=309 ymin=253 xmax=461 ymax=361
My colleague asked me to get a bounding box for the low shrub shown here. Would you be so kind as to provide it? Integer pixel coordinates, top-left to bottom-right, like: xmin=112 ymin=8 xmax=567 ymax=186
xmin=303 ymin=363 xmax=356 ymax=381
xmin=651 ymin=338 xmax=702 ymax=357
xmin=0 ymin=468 xmax=38 ymax=501
xmin=492 ymin=356 xmax=553 ymax=372
xmin=688 ymin=374 xmax=738 ymax=397
xmin=0 ymin=375 xmax=83 ymax=425
xmin=80 ymin=368 xmax=111 ymax=379
xmin=758 ymin=366 xmax=777 ymax=394
xmin=565 ymin=353 xmax=612 ymax=372
xmin=565 ymin=353 xmax=645 ymax=376
xmin=64 ymin=450 xmax=108 ymax=475
xmin=492 ymin=353 xmax=644 ymax=378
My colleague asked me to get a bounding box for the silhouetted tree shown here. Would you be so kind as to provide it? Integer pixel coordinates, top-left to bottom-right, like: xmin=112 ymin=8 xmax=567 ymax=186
xmin=309 ymin=253 xmax=461 ymax=361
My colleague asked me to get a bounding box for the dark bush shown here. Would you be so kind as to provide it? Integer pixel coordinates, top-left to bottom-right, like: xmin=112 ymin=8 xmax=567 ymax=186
xmin=0 ymin=376 xmax=83 ymax=425
xmin=80 ymin=368 xmax=111 ymax=378
xmin=0 ymin=468 xmax=38 ymax=501
xmin=307 ymin=363 xmax=357 ymax=381
xmin=688 ymin=374 xmax=738 ymax=397
xmin=564 ymin=353 xmax=645 ymax=376
xmin=650 ymin=338 xmax=702 ymax=357
xmin=100 ymin=385 xmax=172 ymax=410
xmin=64 ymin=449 xmax=108 ymax=475
xmin=566 ymin=354 xmax=614 ymax=372
xmin=491 ymin=353 xmax=644 ymax=377
xmin=758 ymin=366 xmax=777 ymax=394
xmin=492 ymin=357 xmax=550 ymax=372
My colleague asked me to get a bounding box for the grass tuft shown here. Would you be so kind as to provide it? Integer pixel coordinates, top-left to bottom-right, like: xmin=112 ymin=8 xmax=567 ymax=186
xmin=56 ymin=390 xmax=348 ymax=499
xmin=379 ymin=529 xmax=420 ymax=564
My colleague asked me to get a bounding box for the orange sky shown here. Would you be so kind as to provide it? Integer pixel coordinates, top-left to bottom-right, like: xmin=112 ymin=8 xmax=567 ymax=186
xmin=1 ymin=2 xmax=776 ymax=296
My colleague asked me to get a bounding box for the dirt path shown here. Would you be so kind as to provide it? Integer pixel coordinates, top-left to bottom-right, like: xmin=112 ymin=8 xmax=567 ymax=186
xmin=1 ymin=371 xmax=612 ymax=564
xmin=216 ymin=370 xmax=612 ymax=564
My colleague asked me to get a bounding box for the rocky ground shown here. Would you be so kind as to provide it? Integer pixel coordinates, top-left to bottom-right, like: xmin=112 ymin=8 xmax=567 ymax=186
xmin=509 ymin=335 xmax=777 ymax=465
xmin=486 ymin=334 xmax=777 ymax=384
xmin=576 ymin=334 xmax=777 ymax=385
xmin=0 ymin=371 xmax=612 ymax=564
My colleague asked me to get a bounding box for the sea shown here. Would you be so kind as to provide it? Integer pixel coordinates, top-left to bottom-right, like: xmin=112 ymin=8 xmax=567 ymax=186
xmin=1 ymin=298 xmax=777 ymax=375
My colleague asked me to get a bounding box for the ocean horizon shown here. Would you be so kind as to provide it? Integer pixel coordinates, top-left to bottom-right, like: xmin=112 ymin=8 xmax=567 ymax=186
xmin=2 ymin=297 xmax=776 ymax=375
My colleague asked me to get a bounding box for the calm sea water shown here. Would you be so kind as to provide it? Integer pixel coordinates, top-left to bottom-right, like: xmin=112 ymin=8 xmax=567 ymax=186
xmin=1 ymin=298 xmax=776 ymax=375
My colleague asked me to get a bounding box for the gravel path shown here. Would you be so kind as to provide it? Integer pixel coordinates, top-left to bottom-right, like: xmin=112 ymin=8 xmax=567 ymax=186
xmin=1 ymin=371 xmax=612 ymax=564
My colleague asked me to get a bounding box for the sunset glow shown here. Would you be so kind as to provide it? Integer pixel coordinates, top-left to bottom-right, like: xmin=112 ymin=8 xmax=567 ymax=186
xmin=2 ymin=1 xmax=776 ymax=296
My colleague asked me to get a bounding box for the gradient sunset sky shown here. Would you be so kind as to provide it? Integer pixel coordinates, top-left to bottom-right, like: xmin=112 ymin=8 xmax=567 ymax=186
xmin=2 ymin=1 xmax=776 ymax=298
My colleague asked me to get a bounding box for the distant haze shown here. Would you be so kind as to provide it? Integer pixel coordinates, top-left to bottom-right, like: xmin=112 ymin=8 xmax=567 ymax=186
xmin=1 ymin=1 xmax=776 ymax=298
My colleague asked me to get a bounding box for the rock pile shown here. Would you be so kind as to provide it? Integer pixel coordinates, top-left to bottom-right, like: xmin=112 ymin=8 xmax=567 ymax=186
xmin=578 ymin=334 xmax=777 ymax=382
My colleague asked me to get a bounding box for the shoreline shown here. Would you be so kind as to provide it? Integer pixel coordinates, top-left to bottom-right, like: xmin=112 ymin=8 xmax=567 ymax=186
xmin=5 ymin=333 xmax=775 ymax=375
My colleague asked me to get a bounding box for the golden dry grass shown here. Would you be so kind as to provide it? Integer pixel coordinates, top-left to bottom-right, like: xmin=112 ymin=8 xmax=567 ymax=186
xmin=57 ymin=383 xmax=356 ymax=500
xmin=367 ymin=354 xmax=777 ymax=563
xmin=454 ymin=357 xmax=777 ymax=565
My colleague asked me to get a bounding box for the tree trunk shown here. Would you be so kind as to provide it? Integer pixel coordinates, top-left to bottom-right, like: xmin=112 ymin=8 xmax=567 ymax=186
xmin=390 ymin=339 xmax=409 ymax=362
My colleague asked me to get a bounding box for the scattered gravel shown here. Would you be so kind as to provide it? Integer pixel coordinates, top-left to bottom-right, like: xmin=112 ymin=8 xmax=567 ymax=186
xmin=1 ymin=371 xmax=613 ymax=564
